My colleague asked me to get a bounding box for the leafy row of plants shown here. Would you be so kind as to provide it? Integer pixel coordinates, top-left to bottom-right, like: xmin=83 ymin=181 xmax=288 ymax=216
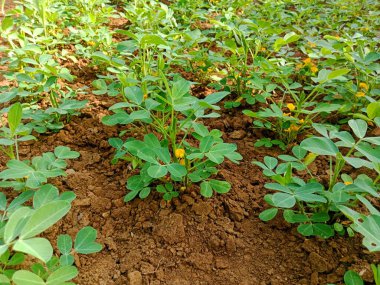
xmin=1 ymin=0 xmax=379 ymax=283
xmin=0 ymin=0 xmax=111 ymax=283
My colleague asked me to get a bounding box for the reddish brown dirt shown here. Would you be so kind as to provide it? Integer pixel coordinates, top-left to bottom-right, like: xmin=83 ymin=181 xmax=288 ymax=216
xmin=1 ymin=2 xmax=380 ymax=285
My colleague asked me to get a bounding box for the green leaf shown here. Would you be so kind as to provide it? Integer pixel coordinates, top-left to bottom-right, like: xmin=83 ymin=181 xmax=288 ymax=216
xmin=206 ymin=143 xmax=237 ymax=164
xmin=0 ymin=160 xmax=34 ymax=179
xmin=167 ymin=163 xmax=187 ymax=178
xmin=129 ymin=110 xmax=151 ymax=121
xmin=60 ymin=254 xmax=74 ymax=266
xmin=297 ymin=224 xmax=313 ymax=236
xmin=46 ymin=266 xmax=78 ymax=285
xmin=311 ymin=213 xmax=330 ymax=223
xmin=209 ymin=180 xmax=231 ymax=194
xmin=0 ymin=193 xmax=7 ymax=211
xmin=203 ymin=91 xmax=229 ymax=104
xmin=348 ymin=119 xmax=367 ymax=139
xmin=12 ymin=270 xmax=45 ymax=285
xmin=200 ymin=181 xmax=213 ymax=198
xmin=58 ymin=235 xmax=72 ymax=255
xmin=264 ymin=156 xmax=278 ymax=169
xmin=124 ymin=86 xmax=143 ymax=105
xmin=124 ymin=190 xmax=139 ymax=202
xmin=102 ymin=112 xmax=132 ymax=126
xmin=54 ymin=146 xmax=80 ymax=159
xmin=8 ymin=191 xmax=34 ymax=213
xmin=0 ymin=274 xmax=10 ymax=285
xmin=300 ymin=137 xmax=338 ymax=156
xmin=147 ymin=165 xmax=168 ymax=178
xmin=140 ymin=34 xmax=167 ymax=47
xmin=272 ymin=193 xmax=296 ymax=208
xmin=283 ymin=210 xmax=309 ymax=223
xmin=327 ymin=68 xmax=350 ymax=80
xmin=0 ymin=139 xmax=14 ymax=146
xmin=366 ymin=102 xmax=380 ymax=119
xmin=297 ymin=223 xmax=334 ymax=238
xmin=139 ymin=187 xmax=151 ymax=199
xmin=13 ymin=238 xmax=53 ymax=263
xmin=344 ymin=270 xmax=364 ymax=285
xmin=8 ymin=103 xmax=22 ymax=135
xmin=259 ymin=208 xmax=278 ymax=222
xmin=1 ymin=17 xmax=14 ymax=32
xmin=8 ymin=252 xmax=25 ymax=266
xmin=74 ymin=226 xmax=102 ymax=254
xmin=33 ymin=185 xmax=59 ymax=209
xmin=200 ymin=136 xmax=214 ymax=153
xmin=4 ymin=207 xmax=34 ymax=244
xmin=294 ymin=183 xmax=326 ymax=203
xmin=292 ymin=145 xmax=307 ymax=159
xmin=126 ymin=176 xmax=145 ymax=191
xmin=171 ymin=77 xmax=191 ymax=99
xmin=20 ymin=201 xmax=71 ymax=239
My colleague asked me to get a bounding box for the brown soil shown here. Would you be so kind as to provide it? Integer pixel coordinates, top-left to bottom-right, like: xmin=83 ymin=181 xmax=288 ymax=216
xmin=1 ymin=2 xmax=379 ymax=285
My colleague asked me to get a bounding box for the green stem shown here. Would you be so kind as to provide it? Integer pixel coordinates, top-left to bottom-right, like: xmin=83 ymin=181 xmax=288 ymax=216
xmin=14 ymin=135 xmax=19 ymax=160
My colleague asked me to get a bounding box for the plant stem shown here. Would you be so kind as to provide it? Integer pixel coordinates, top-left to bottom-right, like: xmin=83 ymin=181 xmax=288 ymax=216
xmin=14 ymin=135 xmax=19 ymax=160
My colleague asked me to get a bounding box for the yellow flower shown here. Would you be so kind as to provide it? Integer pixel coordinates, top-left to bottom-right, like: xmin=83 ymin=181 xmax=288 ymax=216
xmin=308 ymin=42 xmax=316 ymax=48
xmin=179 ymin=159 xmax=186 ymax=166
xmin=298 ymin=119 xmax=304 ymax=124
xmin=310 ymin=65 xmax=318 ymax=73
xmin=296 ymin=63 xmax=303 ymax=70
xmin=285 ymin=125 xmax=300 ymax=132
xmin=175 ymin=148 xmax=185 ymax=159
xmin=355 ymin=92 xmax=365 ymax=98
xmin=344 ymin=181 xmax=352 ymax=185
xmin=359 ymin=82 xmax=368 ymax=91
xmin=290 ymin=125 xmax=300 ymax=132
xmin=143 ymin=94 xmax=148 ymax=100
xmin=88 ymin=41 xmax=95 ymax=46
xmin=261 ymin=47 xmax=266 ymax=52
xmin=287 ymin=103 xmax=296 ymax=112
xmin=303 ymin=58 xmax=312 ymax=65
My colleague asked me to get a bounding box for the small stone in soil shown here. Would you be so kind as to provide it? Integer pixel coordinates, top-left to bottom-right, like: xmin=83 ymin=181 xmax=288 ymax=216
xmin=127 ymin=271 xmax=143 ymax=285
xmin=229 ymin=130 xmax=247 ymax=139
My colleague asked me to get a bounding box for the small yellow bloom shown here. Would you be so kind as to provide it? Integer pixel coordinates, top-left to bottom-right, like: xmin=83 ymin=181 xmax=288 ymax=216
xmin=310 ymin=65 xmax=318 ymax=73
xmin=287 ymin=103 xmax=296 ymax=112
xmin=355 ymin=92 xmax=365 ymax=98
xmin=179 ymin=159 xmax=185 ymax=166
xmin=359 ymin=82 xmax=368 ymax=91
xmin=175 ymin=148 xmax=185 ymax=159
xmin=290 ymin=125 xmax=300 ymax=132
xmin=308 ymin=42 xmax=316 ymax=48
xmin=143 ymin=94 xmax=148 ymax=100
xmin=303 ymin=58 xmax=312 ymax=65
xmin=88 ymin=41 xmax=95 ymax=46
xmin=285 ymin=125 xmax=300 ymax=132
xmin=298 ymin=119 xmax=304 ymax=124
xmin=344 ymin=181 xmax=352 ymax=185
xmin=261 ymin=47 xmax=266 ymax=52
